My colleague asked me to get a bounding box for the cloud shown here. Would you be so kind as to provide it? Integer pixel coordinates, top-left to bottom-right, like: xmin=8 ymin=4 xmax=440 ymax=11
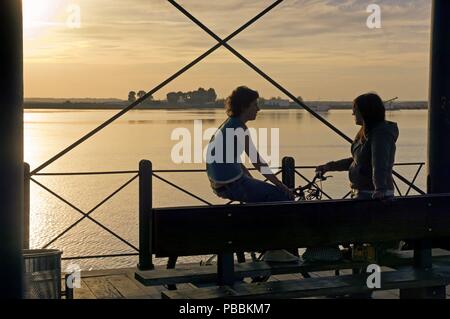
xmin=24 ymin=0 xmax=433 ymax=100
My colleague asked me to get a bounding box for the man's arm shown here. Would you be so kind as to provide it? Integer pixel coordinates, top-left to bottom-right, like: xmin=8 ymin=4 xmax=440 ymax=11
xmin=241 ymin=164 xmax=252 ymax=177
xmin=244 ymin=135 xmax=285 ymax=188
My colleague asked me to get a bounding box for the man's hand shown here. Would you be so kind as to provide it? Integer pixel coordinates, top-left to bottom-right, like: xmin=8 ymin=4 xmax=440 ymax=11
xmin=278 ymin=183 xmax=295 ymax=200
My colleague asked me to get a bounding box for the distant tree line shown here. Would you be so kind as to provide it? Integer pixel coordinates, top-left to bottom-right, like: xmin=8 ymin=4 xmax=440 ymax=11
xmin=127 ymin=88 xmax=300 ymax=107
xmin=166 ymin=88 xmax=217 ymax=105
xmin=128 ymin=90 xmax=154 ymax=102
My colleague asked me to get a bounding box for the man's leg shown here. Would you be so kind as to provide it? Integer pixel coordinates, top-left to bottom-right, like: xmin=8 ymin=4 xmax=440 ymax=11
xmin=238 ymin=176 xmax=290 ymax=203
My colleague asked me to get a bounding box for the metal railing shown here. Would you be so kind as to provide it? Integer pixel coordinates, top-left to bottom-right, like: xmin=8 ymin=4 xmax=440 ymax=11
xmin=24 ymin=159 xmax=426 ymax=262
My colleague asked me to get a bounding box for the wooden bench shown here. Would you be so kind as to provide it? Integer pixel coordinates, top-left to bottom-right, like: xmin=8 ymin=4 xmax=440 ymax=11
xmin=135 ymin=160 xmax=450 ymax=299
xmin=135 ymin=250 xmax=450 ymax=287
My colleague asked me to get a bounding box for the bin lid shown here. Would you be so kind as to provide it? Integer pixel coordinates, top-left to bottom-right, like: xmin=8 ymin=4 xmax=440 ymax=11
xmin=23 ymin=249 xmax=62 ymax=258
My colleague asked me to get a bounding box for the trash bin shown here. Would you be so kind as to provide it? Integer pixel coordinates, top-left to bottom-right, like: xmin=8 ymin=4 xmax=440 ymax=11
xmin=23 ymin=249 xmax=62 ymax=299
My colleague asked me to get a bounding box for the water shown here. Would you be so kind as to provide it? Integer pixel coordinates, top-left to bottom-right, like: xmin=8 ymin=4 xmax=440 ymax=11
xmin=25 ymin=108 xmax=428 ymax=270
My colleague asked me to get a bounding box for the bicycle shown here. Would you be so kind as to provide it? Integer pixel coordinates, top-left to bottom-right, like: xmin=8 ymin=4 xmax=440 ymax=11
xmin=294 ymin=171 xmax=332 ymax=201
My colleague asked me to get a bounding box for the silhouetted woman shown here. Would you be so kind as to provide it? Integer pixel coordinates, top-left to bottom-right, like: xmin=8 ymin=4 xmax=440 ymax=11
xmin=316 ymin=92 xmax=399 ymax=199
xmin=303 ymin=93 xmax=399 ymax=266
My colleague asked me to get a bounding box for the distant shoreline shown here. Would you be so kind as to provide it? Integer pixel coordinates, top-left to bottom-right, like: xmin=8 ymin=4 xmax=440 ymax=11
xmin=23 ymin=100 xmax=428 ymax=110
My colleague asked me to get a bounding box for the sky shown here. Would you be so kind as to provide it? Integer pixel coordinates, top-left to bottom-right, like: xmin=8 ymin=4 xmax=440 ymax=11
xmin=23 ymin=0 xmax=432 ymax=101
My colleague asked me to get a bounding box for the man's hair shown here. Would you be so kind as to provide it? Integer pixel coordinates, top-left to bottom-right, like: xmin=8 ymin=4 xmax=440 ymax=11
xmin=225 ymin=86 xmax=259 ymax=117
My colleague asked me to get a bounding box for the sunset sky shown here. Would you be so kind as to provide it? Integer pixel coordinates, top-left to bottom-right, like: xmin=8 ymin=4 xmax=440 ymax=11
xmin=23 ymin=0 xmax=432 ymax=101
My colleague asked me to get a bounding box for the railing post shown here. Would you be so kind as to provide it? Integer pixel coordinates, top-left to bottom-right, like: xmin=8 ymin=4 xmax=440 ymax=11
xmin=138 ymin=160 xmax=154 ymax=270
xmin=282 ymin=156 xmax=295 ymax=189
xmin=23 ymin=162 xmax=30 ymax=249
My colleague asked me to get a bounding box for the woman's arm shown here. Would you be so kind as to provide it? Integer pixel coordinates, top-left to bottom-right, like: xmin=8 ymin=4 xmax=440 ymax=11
xmin=317 ymin=158 xmax=353 ymax=173
xmin=371 ymin=131 xmax=396 ymax=194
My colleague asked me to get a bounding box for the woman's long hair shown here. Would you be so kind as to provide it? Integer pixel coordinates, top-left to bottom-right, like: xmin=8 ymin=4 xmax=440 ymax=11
xmin=354 ymin=93 xmax=385 ymax=142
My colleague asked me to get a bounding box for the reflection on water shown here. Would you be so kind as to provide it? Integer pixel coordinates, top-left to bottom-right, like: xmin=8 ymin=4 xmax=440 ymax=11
xmin=25 ymin=108 xmax=428 ymax=270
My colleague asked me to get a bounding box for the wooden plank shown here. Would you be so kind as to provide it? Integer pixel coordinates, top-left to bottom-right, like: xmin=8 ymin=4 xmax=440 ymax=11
xmin=153 ymin=195 xmax=450 ymax=256
xmin=81 ymin=268 xmax=136 ymax=278
xmin=272 ymin=274 xmax=302 ymax=281
xmin=106 ymin=275 xmax=150 ymax=299
xmin=162 ymin=286 xmax=237 ymax=299
xmin=162 ymin=267 xmax=450 ymax=299
xmin=73 ymin=279 xmax=96 ymax=299
xmin=124 ymin=272 xmax=165 ymax=299
xmin=83 ymin=277 xmax=123 ymax=299
xmin=372 ymin=290 xmax=399 ymax=299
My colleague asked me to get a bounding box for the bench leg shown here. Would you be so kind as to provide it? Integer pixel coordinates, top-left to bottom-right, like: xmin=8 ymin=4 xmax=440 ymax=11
xmin=167 ymin=256 xmax=178 ymax=268
xmin=166 ymin=256 xmax=178 ymax=291
xmin=236 ymin=252 xmax=246 ymax=263
xmin=217 ymin=253 xmax=235 ymax=286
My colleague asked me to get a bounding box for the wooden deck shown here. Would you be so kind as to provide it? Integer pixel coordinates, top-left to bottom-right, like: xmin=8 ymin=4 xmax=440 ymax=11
xmin=73 ymin=265 xmax=450 ymax=299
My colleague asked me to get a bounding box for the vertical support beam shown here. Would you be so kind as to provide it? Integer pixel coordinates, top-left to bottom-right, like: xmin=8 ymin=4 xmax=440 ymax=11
xmin=217 ymin=253 xmax=235 ymax=286
xmin=428 ymin=0 xmax=450 ymax=195
xmin=427 ymin=0 xmax=450 ymax=296
xmin=400 ymin=0 xmax=450 ymax=299
xmin=427 ymin=0 xmax=450 ymax=250
xmin=23 ymin=162 xmax=30 ymax=249
xmin=138 ymin=160 xmax=154 ymax=270
xmin=0 ymin=0 xmax=24 ymax=299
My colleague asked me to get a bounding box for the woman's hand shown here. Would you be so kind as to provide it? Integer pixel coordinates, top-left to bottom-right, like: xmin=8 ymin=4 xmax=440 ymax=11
xmin=315 ymin=163 xmax=330 ymax=175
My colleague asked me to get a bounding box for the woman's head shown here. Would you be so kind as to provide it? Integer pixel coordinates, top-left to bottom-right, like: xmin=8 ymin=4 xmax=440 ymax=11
xmin=353 ymin=93 xmax=385 ymax=141
xmin=225 ymin=86 xmax=260 ymax=121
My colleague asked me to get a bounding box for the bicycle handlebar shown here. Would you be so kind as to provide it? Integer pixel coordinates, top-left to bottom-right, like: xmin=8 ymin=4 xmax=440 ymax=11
xmin=294 ymin=173 xmax=332 ymax=200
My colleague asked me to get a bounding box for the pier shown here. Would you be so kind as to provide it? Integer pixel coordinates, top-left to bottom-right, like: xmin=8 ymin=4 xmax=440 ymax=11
xmin=2 ymin=0 xmax=450 ymax=299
